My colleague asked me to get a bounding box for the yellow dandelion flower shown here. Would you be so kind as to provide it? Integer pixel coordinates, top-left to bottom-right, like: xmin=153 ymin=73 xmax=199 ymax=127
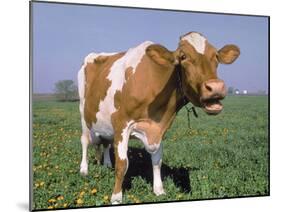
xmin=55 ymin=165 xmax=59 ymax=169
xmin=57 ymin=195 xmax=64 ymax=201
xmin=40 ymin=182 xmax=45 ymax=186
xmin=47 ymin=206 xmax=54 ymax=209
xmin=134 ymin=199 xmax=140 ymax=203
xmin=35 ymin=183 xmax=39 ymax=188
xmin=91 ymin=188 xmax=97 ymax=195
xmin=79 ymin=191 xmax=85 ymax=197
xmin=63 ymin=203 xmax=68 ymax=208
xmin=48 ymin=198 xmax=56 ymax=203
xmin=76 ymin=198 xmax=83 ymax=205
xmin=103 ymin=195 xmax=109 ymax=202
xmin=176 ymin=194 xmax=183 ymax=199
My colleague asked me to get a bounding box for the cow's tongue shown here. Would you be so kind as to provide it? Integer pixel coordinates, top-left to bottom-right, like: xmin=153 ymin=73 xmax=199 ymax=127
xmin=203 ymin=99 xmax=223 ymax=113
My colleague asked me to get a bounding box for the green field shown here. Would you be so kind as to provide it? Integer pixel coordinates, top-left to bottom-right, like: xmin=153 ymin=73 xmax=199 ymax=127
xmin=32 ymin=95 xmax=269 ymax=210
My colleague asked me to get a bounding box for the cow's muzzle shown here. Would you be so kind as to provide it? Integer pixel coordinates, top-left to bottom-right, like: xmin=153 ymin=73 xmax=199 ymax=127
xmin=200 ymin=79 xmax=227 ymax=115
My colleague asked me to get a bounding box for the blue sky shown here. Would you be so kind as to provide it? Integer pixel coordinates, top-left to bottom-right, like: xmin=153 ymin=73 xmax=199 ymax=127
xmin=32 ymin=2 xmax=268 ymax=93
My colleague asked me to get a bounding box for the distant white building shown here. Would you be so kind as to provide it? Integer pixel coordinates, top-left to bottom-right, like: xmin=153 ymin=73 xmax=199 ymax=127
xmin=235 ymin=90 xmax=240 ymax=95
xmin=243 ymin=90 xmax=248 ymax=95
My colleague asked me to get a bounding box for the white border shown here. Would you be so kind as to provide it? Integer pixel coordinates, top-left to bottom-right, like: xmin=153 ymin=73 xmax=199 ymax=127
xmin=0 ymin=0 xmax=278 ymax=212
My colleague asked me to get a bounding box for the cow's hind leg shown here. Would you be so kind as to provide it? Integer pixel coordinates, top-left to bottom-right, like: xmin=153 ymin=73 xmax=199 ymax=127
xmin=95 ymin=136 xmax=113 ymax=168
xmin=90 ymin=131 xmax=103 ymax=165
xmin=80 ymin=131 xmax=90 ymax=176
xmin=79 ymin=116 xmax=94 ymax=176
xmin=103 ymin=143 xmax=112 ymax=168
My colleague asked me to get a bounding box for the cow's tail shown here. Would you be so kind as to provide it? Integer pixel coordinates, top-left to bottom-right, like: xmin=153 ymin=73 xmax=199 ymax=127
xmin=78 ymin=53 xmax=100 ymax=100
xmin=77 ymin=63 xmax=86 ymax=100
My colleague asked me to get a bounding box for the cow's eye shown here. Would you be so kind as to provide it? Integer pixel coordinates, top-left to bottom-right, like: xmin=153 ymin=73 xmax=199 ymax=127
xmin=181 ymin=54 xmax=187 ymax=60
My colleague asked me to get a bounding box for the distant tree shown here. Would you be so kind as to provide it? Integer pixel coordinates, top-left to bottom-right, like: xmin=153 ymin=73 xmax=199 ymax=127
xmin=228 ymin=86 xmax=234 ymax=94
xmin=54 ymin=80 xmax=78 ymax=101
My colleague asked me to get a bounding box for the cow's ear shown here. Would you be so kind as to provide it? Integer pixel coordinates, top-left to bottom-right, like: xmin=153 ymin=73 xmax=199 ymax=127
xmin=146 ymin=44 xmax=175 ymax=66
xmin=217 ymin=44 xmax=240 ymax=64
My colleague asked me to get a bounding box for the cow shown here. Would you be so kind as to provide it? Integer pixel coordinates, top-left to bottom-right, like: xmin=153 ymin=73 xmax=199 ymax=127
xmin=77 ymin=32 xmax=240 ymax=204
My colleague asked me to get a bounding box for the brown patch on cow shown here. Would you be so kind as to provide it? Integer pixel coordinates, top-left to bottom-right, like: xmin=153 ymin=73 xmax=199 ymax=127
xmin=147 ymin=70 xmax=178 ymax=123
xmin=114 ymin=90 xmax=122 ymax=110
xmin=125 ymin=67 xmax=133 ymax=81
xmin=83 ymin=52 xmax=125 ymax=126
xmin=135 ymin=121 xmax=163 ymax=146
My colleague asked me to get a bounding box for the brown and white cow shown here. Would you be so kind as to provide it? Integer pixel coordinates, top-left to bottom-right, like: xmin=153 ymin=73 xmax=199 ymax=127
xmin=77 ymin=32 xmax=240 ymax=204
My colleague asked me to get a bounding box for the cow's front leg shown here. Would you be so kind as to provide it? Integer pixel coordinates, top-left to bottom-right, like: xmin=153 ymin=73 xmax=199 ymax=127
xmin=110 ymin=124 xmax=130 ymax=204
xmin=150 ymin=143 xmax=165 ymax=196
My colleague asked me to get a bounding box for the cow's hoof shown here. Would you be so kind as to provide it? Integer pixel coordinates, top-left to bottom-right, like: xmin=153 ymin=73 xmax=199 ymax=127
xmin=154 ymin=187 xmax=165 ymax=196
xmin=111 ymin=192 xmax=122 ymax=204
xmin=80 ymin=165 xmax=88 ymax=176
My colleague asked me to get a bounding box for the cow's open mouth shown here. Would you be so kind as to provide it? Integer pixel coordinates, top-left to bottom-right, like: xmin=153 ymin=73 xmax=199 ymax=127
xmin=202 ymin=98 xmax=223 ymax=115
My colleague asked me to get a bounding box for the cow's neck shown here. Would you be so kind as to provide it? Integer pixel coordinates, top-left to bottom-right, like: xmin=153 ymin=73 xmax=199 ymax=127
xmin=147 ymin=64 xmax=189 ymax=127
xmin=174 ymin=64 xmax=190 ymax=110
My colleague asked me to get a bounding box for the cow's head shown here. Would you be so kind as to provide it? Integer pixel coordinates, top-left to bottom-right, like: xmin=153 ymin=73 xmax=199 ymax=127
xmin=146 ymin=31 xmax=240 ymax=115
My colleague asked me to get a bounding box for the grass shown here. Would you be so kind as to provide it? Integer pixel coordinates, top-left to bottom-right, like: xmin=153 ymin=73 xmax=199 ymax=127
xmin=31 ymin=95 xmax=269 ymax=210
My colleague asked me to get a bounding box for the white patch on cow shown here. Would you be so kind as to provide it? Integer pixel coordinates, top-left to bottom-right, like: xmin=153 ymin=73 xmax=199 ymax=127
xmin=92 ymin=41 xmax=154 ymax=137
xmin=117 ymin=121 xmax=134 ymax=160
xmin=181 ymin=32 xmax=207 ymax=54
xmin=111 ymin=191 xmax=122 ymax=204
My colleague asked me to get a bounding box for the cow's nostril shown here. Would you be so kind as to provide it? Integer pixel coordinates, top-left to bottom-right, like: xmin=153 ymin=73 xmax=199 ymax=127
xmin=205 ymin=83 xmax=213 ymax=92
